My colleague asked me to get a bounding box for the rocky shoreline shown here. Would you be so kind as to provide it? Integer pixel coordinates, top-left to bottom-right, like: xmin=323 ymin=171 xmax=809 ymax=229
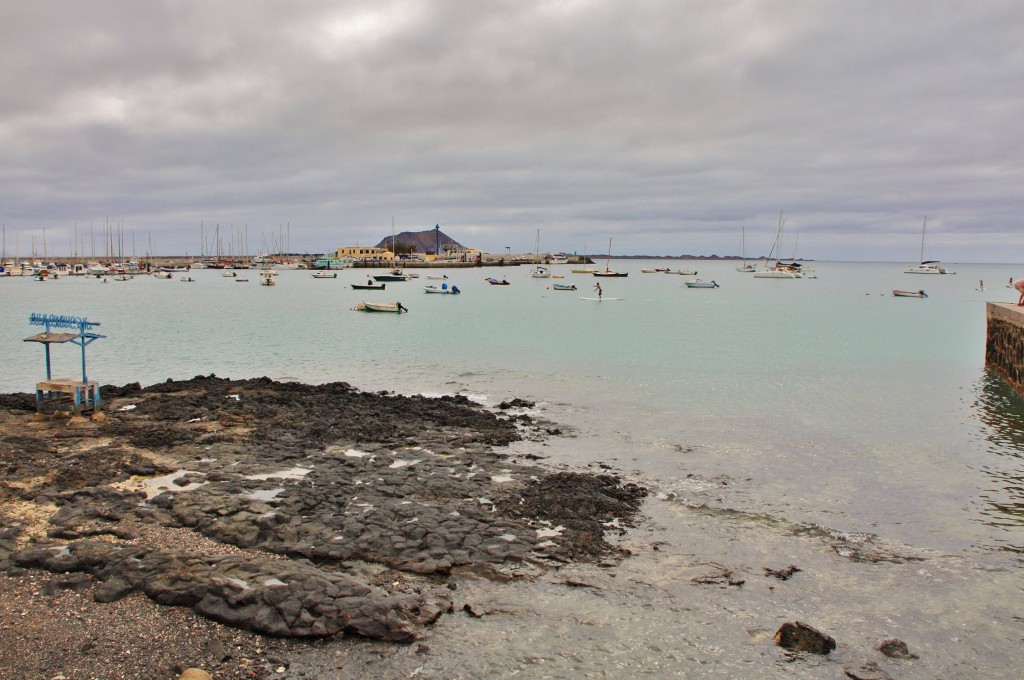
xmin=0 ymin=376 xmax=646 ymax=678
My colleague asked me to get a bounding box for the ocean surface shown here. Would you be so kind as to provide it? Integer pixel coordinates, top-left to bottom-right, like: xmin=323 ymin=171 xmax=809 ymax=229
xmin=2 ymin=260 xmax=1024 ymax=678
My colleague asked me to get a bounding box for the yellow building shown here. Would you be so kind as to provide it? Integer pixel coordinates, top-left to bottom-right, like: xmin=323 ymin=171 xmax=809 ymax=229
xmin=335 ymin=246 xmax=392 ymax=260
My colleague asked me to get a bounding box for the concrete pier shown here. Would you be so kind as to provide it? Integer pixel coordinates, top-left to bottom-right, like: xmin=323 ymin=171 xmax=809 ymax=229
xmin=986 ymin=302 xmax=1024 ymax=393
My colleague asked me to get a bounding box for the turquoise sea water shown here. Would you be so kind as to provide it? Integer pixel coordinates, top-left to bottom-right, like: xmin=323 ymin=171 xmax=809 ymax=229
xmin=3 ymin=260 xmax=1024 ymax=677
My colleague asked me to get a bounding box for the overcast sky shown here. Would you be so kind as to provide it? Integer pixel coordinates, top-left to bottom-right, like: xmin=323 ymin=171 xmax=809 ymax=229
xmin=2 ymin=1 xmax=1022 ymax=262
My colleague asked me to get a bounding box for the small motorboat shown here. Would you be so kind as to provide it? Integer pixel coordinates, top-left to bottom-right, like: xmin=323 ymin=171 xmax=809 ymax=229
xmin=892 ymin=289 xmax=927 ymax=298
xmin=666 ymin=269 xmax=698 ymax=275
xmin=153 ymin=271 xmax=172 ymax=279
xmin=424 ymin=283 xmax=460 ymax=294
xmin=352 ymin=281 xmax=386 ymax=290
xmin=485 ymin=277 xmax=510 ymax=285
xmin=531 ymin=266 xmax=551 ymax=278
xmin=684 ymin=279 xmax=719 ymax=289
xmin=312 ymin=271 xmax=337 ymax=279
xmin=425 ymin=274 xmax=448 ymax=280
xmin=355 ymin=301 xmax=408 ymax=313
xmin=552 ymin=283 xmax=577 ymax=291
xmin=180 ymin=276 xmax=196 ymax=282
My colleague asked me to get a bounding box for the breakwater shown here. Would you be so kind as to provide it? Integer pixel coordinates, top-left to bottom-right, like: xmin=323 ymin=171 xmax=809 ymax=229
xmin=986 ymin=302 xmax=1024 ymax=393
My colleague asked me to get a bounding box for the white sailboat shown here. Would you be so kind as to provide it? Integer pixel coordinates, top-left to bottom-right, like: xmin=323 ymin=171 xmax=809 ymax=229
xmin=904 ymin=216 xmax=950 ymax=274
xmin=753 ymin=212 xmax=802 ymax=279
xmin=735 ymin=227 xmax=757 ymax=273
xmin=530 ymin=229 xmax=551 ymax=278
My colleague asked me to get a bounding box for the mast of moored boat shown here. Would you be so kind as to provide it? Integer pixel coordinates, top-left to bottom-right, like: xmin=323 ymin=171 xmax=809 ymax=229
xmin=918 ymin=215 xmax=927 ymax=264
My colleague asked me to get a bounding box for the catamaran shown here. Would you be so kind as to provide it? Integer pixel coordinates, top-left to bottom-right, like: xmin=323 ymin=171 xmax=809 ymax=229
xmin=904 ymin=216 xmax=951 ymax=274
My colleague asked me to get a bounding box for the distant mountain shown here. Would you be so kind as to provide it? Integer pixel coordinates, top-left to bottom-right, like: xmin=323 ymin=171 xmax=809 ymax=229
xmin=374 ymin=227 xmax=465 ymax=255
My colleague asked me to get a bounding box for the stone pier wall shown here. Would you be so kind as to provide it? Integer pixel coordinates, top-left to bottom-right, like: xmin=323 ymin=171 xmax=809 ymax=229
xmin=986 ymin=302 xmax=1024 ymax=394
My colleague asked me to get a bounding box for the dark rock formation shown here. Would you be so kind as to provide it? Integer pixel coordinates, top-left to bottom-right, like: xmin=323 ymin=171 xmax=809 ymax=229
xmin=774 ymin=621 xmax=836 ymax=655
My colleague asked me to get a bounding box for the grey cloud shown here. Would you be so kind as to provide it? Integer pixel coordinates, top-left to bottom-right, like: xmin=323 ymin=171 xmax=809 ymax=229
xmin=1 ymin=1 xmax=1022 ymax=261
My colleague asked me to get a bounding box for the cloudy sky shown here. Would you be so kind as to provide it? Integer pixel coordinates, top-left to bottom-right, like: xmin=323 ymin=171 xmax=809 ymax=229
xmin=2 ymin=1 xmax=1022 ymax=262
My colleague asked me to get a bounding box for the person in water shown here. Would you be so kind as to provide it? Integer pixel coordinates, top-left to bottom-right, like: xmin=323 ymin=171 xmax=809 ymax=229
xmin=593 ymin=282 xmax=602 ymax=299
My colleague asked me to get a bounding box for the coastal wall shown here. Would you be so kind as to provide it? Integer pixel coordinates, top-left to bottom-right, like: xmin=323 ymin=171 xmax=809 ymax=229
xmin=986 ymin=302 xmax=1024 ymax=393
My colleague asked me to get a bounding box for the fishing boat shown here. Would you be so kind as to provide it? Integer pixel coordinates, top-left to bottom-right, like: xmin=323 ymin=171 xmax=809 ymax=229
xmin=351 ymin=280 xmax=385 ymax=290
xmin=180 ymin=276 xmax=196 ymax=282
xmin=312 ymin=271 xmax=337 ymax=279
xmin=665 ymin=268 xmax=697 ymax=276
xmin=641 ymin=268 xmax=670 ymax=273
xmin=355 ymin=301 xmax=408 ymax=313
xmin=552 ymin=282 xmax=577 ymax=291
xmin=593 ymin=238 xmax=628 ymax=277
xmin=684 ymin=279 xmax=719 ymax=289
xmin=424 ymin=283 xmax=460 ymax=294
xmin=905 ymin=217 xmax=951 ymax=274
xmin=892 ymin=289 xmax=927 ymax=298
xmin=260 ymin=270 xmax=277 ymax=286
xmin=485 ymin=277 xmax=510 ymax=285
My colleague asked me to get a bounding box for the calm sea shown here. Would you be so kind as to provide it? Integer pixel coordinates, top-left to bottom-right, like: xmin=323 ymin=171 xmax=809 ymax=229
xmin=3 ymin=260 xmax=1023 ymax=677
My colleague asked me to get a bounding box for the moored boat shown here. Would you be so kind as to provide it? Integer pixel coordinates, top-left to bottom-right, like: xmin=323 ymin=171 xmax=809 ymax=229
xmin=552 ymin=282 xmax=577 ymax=291
xmin=485 ymin=277 xmax=510 ymax=285
xmin=892 ymin=289 xmax=927 ymax=298
xmin=312 ymin=271 xmax=337 ymax=279
xmin=531 ymin=265 xmax=551 ymax=278
xmin=424 ymin=283 xmax=460 ymax=294
xmin=355 ymin=301 xmax=408 ymax=313
xmin=593 ymin=238 xmax=627 ymax=276
xmin=373 ymin=268 xmax=409 ymax=282
xmin=684 ymin=279 xmax=719 ymax=288
xmin=904 ymin=217 xmax=952 ymax=275
xmin=351 ymin=281 xmax=386 ymax=290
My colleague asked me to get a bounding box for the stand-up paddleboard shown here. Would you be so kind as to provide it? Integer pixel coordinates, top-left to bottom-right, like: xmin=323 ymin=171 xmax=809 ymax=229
xmin=579 ymin=297 xmax=622 ymax=301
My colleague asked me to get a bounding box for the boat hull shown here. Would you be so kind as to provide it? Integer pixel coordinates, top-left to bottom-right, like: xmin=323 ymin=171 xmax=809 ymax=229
xmin=359 ymin=301 xmax=407 ymax=313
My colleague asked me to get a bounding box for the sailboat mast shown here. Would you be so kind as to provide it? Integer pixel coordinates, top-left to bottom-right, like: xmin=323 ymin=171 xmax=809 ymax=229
xmin=919 ymin=216 xmax=927 ymax=263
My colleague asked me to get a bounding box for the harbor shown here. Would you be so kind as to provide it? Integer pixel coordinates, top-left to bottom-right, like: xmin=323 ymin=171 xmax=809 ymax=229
xmin=2 ymin=259 xmax=1024 ymax=678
